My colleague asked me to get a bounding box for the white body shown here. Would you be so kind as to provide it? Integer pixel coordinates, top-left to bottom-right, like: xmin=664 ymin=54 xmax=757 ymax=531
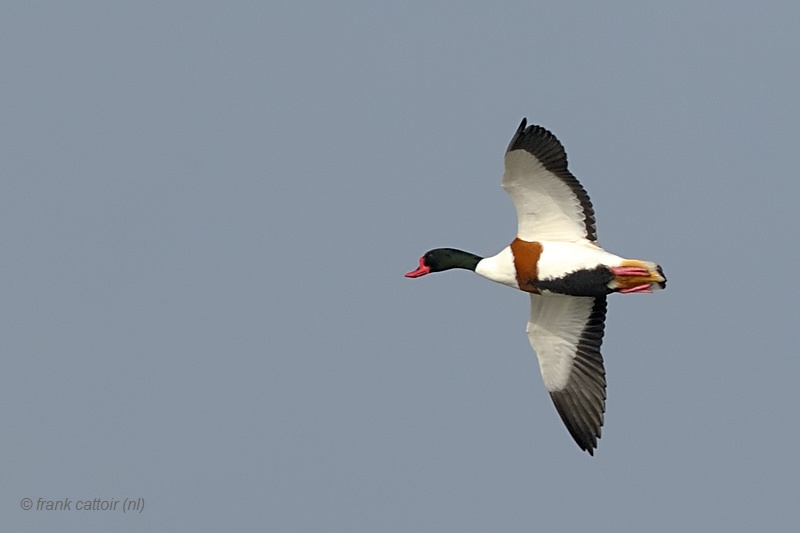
xmin=474 ymin=246 xmax=519 ymax=289
xmin=476 ymin=239 xmax=625 ymax=290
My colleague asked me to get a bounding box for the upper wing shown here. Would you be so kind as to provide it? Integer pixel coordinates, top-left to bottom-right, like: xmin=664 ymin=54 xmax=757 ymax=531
xmin=502 ymin=119 xmax=597 ymax=242
xmin=527 ymin=293 xmax=607 ymax=454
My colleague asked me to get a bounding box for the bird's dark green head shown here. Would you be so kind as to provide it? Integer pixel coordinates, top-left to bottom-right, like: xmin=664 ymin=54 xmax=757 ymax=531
xmin=405 ymin=248 xmax=482 ymax=278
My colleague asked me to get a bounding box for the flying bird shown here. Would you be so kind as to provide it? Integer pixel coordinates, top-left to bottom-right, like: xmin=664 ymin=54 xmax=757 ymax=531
xmin=405 ymin=119 xmax=666 ymax=454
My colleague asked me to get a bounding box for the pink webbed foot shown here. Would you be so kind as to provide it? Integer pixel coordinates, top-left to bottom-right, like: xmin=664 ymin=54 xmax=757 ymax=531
xmin=619 ymin=283 xmax=653 ymax=294
xmin=611 ymin=266 xmax=651 ymax=277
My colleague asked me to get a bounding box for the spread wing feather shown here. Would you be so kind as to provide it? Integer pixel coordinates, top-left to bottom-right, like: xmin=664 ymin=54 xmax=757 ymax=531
xmin=503 ymin=119 xmax=597 ymax=242
xmin=527 ymin=294 xmax=607 ymax=454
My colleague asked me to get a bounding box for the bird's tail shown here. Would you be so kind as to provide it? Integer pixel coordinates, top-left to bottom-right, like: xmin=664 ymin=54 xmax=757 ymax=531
xmin=609 ymin=260 xmax=666 ymax=294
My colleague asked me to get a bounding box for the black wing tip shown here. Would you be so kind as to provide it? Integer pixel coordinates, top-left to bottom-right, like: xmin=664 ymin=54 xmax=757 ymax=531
xmin=507 ymin=117 xmax=528 ymax=152
xmin=550 ymin=390 xmax=604 ymax=455
xmin=506 ymin=119 xmax=566 ymax=159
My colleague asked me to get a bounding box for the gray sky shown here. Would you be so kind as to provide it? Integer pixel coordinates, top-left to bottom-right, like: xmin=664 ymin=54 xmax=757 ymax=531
xmin=2 ymin=2 xmax=799 ymax=531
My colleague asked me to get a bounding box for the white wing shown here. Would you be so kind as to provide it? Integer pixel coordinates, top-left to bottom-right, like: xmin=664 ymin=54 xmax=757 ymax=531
xmin=502 ymin=119 xmax=597 ymax=242
xmin=527 ymin=293 xmax=607 ymax=454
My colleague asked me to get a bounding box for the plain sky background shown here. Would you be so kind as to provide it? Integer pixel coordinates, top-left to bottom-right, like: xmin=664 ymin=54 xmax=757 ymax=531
xmin=2 ymin=2 xmax=799 ymax=531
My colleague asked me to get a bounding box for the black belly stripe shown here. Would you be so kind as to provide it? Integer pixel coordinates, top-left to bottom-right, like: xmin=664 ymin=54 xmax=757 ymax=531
xmin=533 ymin=267 xmax=614 ymax=297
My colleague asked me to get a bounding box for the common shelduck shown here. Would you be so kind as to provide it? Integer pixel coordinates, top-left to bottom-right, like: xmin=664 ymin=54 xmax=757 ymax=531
xmin=406 ymin=119 xmax=666 ymax=455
